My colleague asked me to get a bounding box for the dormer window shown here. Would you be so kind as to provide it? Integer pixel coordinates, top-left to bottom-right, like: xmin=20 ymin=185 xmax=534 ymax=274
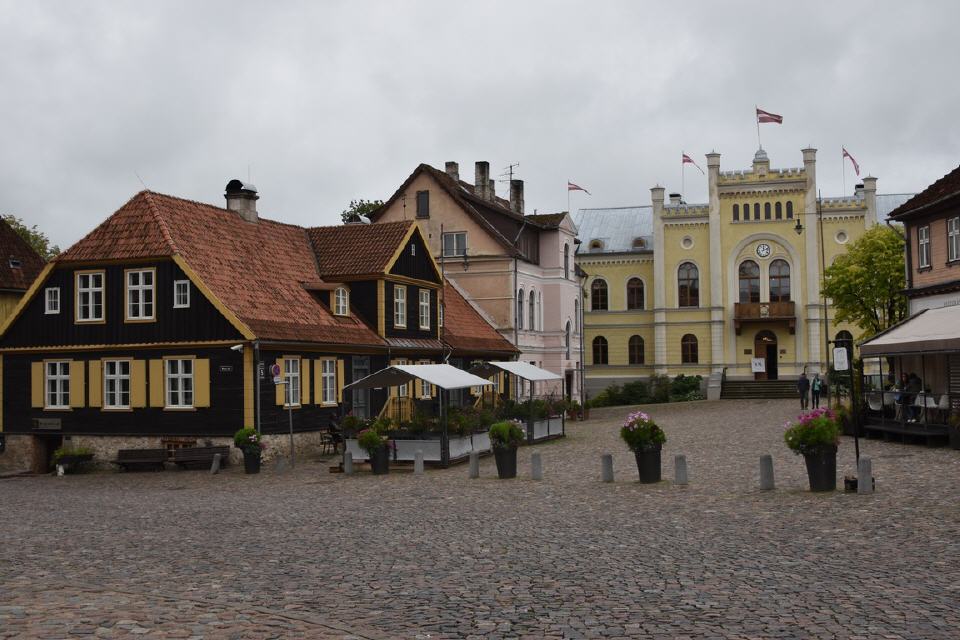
xmin=632 ymin=238 xmax=646 ymax=249
xmin=589 ymin=239 xmax=604 ymax=252
xmin=8 ymin=257 xmax=21 ymax=269
xmin=334 ymin=287 xmax=349 ymax=316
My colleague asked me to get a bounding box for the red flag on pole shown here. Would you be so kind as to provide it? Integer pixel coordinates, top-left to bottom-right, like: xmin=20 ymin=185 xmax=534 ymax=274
xmin=567 ymin=181 xmax=591 ymax=195
xmin=842 ymin=147 xmax=860 ymax=176
xmin=682 ymin=153 xmax=705 ymax=175
xmin=756 ymin=108 xmax=783 ymax=124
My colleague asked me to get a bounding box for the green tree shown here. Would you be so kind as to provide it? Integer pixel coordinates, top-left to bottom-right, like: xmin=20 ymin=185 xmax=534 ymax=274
xmin=341 ymin=199 xmax=384 ymax=224
xmin=821 ymin=225 xmax=907 ymax=341
xmin=2 ymin=214 xmax=59 ymax=260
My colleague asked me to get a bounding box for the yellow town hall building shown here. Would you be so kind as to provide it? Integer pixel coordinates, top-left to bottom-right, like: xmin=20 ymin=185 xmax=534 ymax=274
xmin=574 ymin=147 xmax=907 ymax=398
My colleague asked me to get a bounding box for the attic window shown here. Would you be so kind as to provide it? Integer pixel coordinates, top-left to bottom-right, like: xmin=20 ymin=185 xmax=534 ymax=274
xmin=410 ymin=243 xmax=416 ymax=256
xmin=8 ymin=257 xmax=21 ymax=269
xmin=588 ymin=239 xmax=604 ymax=252
xmin=632 ymin=238 xmax=646 ymax=249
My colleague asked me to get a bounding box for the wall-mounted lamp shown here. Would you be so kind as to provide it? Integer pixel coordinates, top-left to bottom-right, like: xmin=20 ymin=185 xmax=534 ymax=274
xmin=794 ymin=217 xmax=804 ymax=235
xmin=462 ymin=248 xmax=470 ymax=271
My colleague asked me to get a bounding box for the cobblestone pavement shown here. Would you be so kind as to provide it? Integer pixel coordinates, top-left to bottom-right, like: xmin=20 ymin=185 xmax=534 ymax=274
xmin=2 ymin=399 xmax=960 ymax=639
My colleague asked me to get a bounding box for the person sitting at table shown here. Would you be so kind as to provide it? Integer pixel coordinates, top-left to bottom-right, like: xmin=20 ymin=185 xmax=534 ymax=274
xmin=894 ymin=373 xmax=910 ymax=421
xmin=905 ymin=373 xmax=923 ymax=422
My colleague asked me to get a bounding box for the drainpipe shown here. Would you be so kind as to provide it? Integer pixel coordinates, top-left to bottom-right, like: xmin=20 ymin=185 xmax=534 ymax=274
xmin=254 ymin=340 xmax=262 ymax=435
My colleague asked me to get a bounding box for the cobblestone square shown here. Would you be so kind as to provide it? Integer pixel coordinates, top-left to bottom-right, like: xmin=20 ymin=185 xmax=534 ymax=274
xmin=2 ymin=399 xmax=959 ymax=639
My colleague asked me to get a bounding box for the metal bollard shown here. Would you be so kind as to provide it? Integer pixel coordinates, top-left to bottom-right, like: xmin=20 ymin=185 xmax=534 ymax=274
xmin=344 ymin=451 xmax=354 ymax=476
xmin=857 ymin=457 xmax=873 ymax=494
xmin=468 ymin=452 xmax=480 ymax=479
xmin=601 ymin=454 xmax=614 ymax=483
xmin=674 ymin=454 xmax=688 ymax=486
xmin=759 ymin=454 xmax=775 ymax=490
xmin=531 ymin=452 xmax=543 ymax=481
xmin=210 ymin=453 xmax=222 ymax=475
xmin=414 ymin=450 xmax=424 ymax=476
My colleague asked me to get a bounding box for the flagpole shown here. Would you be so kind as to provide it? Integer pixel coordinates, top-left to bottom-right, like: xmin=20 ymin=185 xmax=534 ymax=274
xmin=842 ymin=148 xmax=846 ymax=195
xmin=567 ymin=179 xmax=570 ymax=214
xmin=681 ymin=152 xmax=685 ymax=197
xmin=755 ymin=105 xmax=761 ymax=149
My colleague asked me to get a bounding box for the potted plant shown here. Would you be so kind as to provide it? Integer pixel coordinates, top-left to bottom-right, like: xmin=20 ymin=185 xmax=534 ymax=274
xmin=488 ymin=420 xmax=525 ymax=479
xmin=358 ymin=427 xmax=390 ymax=475
xmin=620 ymin=411 xmax=666 ymax=483
xmin=566 ymin=400 xmax=582 ymax=421
xmin=234 ymin=428 xmax=265 ymax=474
xmin=52 ymin=446 xmax=94 ymax=472
xmin=948 ymin=413 xmax=960 ymax=450
xmin=784 ymin=408 xmax=841 ymax=492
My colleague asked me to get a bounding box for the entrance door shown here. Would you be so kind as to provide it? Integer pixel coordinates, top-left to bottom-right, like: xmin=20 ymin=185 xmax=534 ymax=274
xmin=32 ymin=434 xmax=63 ymax=474
xmin=352 ymin=357 xmax=370 ymax=419
xmin=564 ymin=371 xmax=574 ymax=402
xmin=754 ymin=331 xmax=778 ymax=381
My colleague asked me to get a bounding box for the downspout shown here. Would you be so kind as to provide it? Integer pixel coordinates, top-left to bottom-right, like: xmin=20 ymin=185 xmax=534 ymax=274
xmin=254 ymin=340 xmax=262 ymax=435
xmin=579 ymin=274 xmax=586 ymax=410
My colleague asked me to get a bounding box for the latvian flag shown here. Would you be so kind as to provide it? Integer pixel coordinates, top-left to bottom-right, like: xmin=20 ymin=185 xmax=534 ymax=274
xmin=682 ymin=153 xmax=704 ymax=174
xmin=756 ymin=108 xmax=783 ymax=124
xmin=842 ymin=147 xmax=860 ymax=176
xmin=568 ymin=181 xmax=591 ymax=195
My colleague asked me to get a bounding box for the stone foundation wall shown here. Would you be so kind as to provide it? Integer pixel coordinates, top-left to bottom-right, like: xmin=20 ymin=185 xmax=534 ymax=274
xmin=0 ymin=434 xmax=34 ymax=473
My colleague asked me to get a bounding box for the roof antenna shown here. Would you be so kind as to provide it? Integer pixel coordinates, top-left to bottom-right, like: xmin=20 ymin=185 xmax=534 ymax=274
xmin=134 ymin=171 xmax=148 ymax=190
xmin=498 ymin=162 xmax=520 ymax=184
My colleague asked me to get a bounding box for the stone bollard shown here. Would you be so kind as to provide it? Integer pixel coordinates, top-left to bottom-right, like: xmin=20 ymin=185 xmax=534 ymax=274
xmin=759 ymin=454 xmax=775 ymax=490
xmin=210 ymin=453 xmax=221 ymax=475
xmin=414 ymin=450 xmax=424 ymax=476
xmin=857 ymin=457 xmax=873 ymax=494
xmin=601 ymin=454 xmax=614 ymax=483
xmin=468 ymin=452 xmax=480 ymax=479
xmin=674 ymin=454 xmax=688 ymax=486
xmin=531 ymin=453 xmax=543 ymax=481
xmin=343 ymin=451 xmax=354 ymax=476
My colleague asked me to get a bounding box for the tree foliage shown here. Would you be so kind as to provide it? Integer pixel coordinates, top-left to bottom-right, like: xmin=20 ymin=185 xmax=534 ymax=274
xmin=340 ymin=199 xmax=384 ymax=224
xmin=821 ymin=225 xmax=907 ymax=341
xmin=2 ymin=214 xmax=59 ymax=260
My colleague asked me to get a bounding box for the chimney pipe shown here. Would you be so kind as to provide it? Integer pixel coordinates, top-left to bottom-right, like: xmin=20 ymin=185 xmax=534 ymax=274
xmin=668 ymin=193 xmax=682 ymax=205
xmin=510 ymin=179 xmax=525 ymax=214
xmin=445 ymin=161 xmax=459 ymax=183
xmin=475 ymin=161 xmax=490 ymax=200
xmin=488 ymin=179 xmax=496 ymax=201
xmin=224 ymin=179 xmax=259 ymax=223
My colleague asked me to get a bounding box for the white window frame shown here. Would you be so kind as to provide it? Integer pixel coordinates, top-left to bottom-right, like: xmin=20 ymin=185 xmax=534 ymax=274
xmin=439 ymin=302 xmax=444 ymax=327
xmin=173 ymin=280 xmax=190 ymax=308
xmin=284 ymin=357 xmax=301 ymax=407
xmin=918 ymin=225 xmax=931 ymax=268
xmin=334 ymin=287 xmax=349 ymax=316
xmin=420 ymin=368 xmax=432 ymax=398
xmin=394 ymin=285 xmax=407 ymax=328
xmin=75 ymin=271 xmax=104 ymax=322
xmin=442 ymin=232 xmax=467 ymax=257
xmin=397 ymin=359 xmax=408 ymax=397
xmin=165 ymin=358 xmax=194 ymax=409
xmin=948 ymin=217 xmax=960 ymax=263
xmin=103 ymin=359 xmax=131 ymax=409
xmin=45 ymin=361 xmax=70 ymax=409
xmin=418 ymin=290 xmax=430 ymax=330
xmin=45 ymin=287 xmax=60 ymax=315
xmin=125 ymin=269 xmax=155 ymax=321
xmin=320 ymin=358 xmax=336 ymax=405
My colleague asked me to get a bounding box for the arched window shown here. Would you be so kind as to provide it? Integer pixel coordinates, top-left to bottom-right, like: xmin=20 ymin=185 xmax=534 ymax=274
xmin=589 ymin=239 xmax=604 ymax=252
xmin=591 ymin=279 xmax=608 ymax=311
xmin=574 ymin=299 xmax=579 ymax=333
xmin=334 ymin=287 xmax=349 ymax=316
xmin=769 ymin=259 xmax=791 ymax=302
xmin=681 ymin=334 xmax=698 ymax=364
xmin=743 ymin=203 xmax=750 ymax=220
xmin=537 ymin=291 xmax=542 ymax=330
xmin=565 ymin=321 xmax=571 ymax=359
xmin=517 ymin=289 xmax=524 ymax=330
xmin=592 ymin=336 xmax=608 ymax=365
xmin=738 ymin=260 xmax=760 ymax=303
xmin=632 ymin=237 xmax=646 ymax=249
xmin=628 ymin=335 xmax=645 ymax=365
xmin=764 ymin=202 xmax=771 ymax=220
xmin=786 ymin=201 xmax=794 ymax=219
xmin=677 ymin=263 xmax=699 ymax=307
xmin=753 ymin=203 xmax=761 ymax=220
xmin=835 ymin=330 xmax=854 ymax=362
xmin=529 ymin=289 xmax=537 ymax=330
xmin=564 ymin=244 xmax=570 ymax=279
xmin=733 ymin=204 xmax=740 ymax=222
xmin=627 ymin=278 xmax=645 ymax=310
xmin=775 ymin=202 xmax=782 ymax=219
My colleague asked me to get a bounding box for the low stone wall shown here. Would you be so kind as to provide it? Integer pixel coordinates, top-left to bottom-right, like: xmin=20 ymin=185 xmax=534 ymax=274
xmin=0 ymin=434 xmax=34 ymax=473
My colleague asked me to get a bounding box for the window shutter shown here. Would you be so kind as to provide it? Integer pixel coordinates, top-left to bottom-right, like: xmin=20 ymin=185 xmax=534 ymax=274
xmin=131 ymin=360 xmax=147 ymax=408
xmin=337 ymin=358 xmax=345 ymax=403
xmin=302 ymin=358 xmax=311 ymax=404
xmin=149 ymin=359 xmax=165 ymax=408
xmin=31 ymin=361 xmax=43 ymax=408
xmin=275 ymin=358 xmax=285 ymax=406
xmin=194 ymin=358 xmax=210 ymax=408
xmin=88 ymin=360 xmax=102 ymax=408
xmin=313 ymin=360 xmax=322 ymax=404
xmin=414 ymin=377 xmax=422 ymax=399
xmin=69 ymin=360 xmax=85 ymax=408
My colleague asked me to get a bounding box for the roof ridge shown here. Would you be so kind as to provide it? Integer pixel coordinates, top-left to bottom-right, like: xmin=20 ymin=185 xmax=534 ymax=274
xmin=142 ymin=190 xmax=306 ymax=231
xmin=142 ymin=191 xmax=179 ymax=254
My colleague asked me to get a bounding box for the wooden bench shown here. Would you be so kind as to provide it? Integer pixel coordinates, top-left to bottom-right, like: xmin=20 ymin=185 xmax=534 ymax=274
xmin=172 ymin=446 xmax=231 ymax=470
xmin=112 ymin=448 xmax=168 ymax=472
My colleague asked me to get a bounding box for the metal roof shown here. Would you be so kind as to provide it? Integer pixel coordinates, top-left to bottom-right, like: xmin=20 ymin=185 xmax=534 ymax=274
xmin=875 ymin=193 xmax=916 ymax=221
xmin=572 ymin=206 xmax=653 ymax=255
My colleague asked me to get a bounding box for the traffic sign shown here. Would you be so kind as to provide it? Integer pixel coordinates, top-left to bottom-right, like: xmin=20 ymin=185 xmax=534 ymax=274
xmin=270 ymin=363 xmax=281 ymax=377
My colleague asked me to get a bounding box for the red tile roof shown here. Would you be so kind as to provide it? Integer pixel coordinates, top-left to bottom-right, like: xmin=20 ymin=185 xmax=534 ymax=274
xmin=0 ymin=219 xmax=45 ymax=291
xmin=307 ymin=221 xmax=412 ymax=278
xmin=442 ymin=281 xmax=517 ymax=355
xmin=889 ymin=165 xmax=960 ymax=220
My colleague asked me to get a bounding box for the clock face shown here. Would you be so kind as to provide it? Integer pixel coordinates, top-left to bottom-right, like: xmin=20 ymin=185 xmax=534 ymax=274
xmin=756 ymin=243 xmax=771 ymax=258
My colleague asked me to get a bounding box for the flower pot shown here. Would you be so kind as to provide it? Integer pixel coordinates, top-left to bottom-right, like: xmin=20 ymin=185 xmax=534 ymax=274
xmin=243 ymin=450 xmax=261 ymax=474
xmin=802 ymin=446 xmax=837 ymax=492
xmin=369 ymin=445 xmax=390 ymax=475
xmin=493 ymin=446 xmax=518 ymax=479
xmin=949 ymin=428 xmax=960 ymax=451
xmin=633 ymin=445 xmax=662 ymax=483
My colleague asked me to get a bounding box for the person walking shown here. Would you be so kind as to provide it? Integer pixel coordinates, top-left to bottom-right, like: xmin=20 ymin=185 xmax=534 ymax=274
xmin=797 ymin=372 xmax=810 ymax=410
xmin=811 ymin=373 xmax=823 ymax=409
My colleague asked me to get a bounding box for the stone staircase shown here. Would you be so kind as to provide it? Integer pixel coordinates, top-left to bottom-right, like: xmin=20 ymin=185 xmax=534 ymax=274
xmin=720 ymin=379 xmax=799 ymax=400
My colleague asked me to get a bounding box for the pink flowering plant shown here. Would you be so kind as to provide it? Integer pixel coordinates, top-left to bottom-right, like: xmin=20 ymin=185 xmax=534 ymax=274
xmin=233 ymin=427 xmax=265 ymax=454
xmin=783 ymin=408 xmax=840 ymax=456
xmin=620 ymin=411 xmax=666 ymax=452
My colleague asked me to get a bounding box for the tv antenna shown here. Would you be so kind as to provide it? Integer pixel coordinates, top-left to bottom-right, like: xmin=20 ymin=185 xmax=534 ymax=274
xmin=498 ymin=162 xmax=520 ymax=184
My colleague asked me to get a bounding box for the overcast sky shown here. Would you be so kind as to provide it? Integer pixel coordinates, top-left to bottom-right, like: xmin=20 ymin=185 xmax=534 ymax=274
xmin=1 ymin=1 xmax=958 ymax=250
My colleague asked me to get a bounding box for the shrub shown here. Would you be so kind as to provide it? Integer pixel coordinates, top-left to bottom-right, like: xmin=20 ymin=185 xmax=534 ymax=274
xmin=648 ymin=375 xmax=671 ymax=404
xmin=341 ymin=415 xmax=364 ymax=434
xmin=784 ymin=408 xmax=841 ymax=456
xmin=51 ymin=446 xmax=94 ymax=463
xmin=233 ymin=428 xmax=264 ymax=454
xmin=669 ymin=374 xmax=702 ymax=401
xmin=620 ymin=411 xmax=666 ymax=452
xmin=357 ymin=428 xmax=388 ymax=455
xmin=489 ymin=420 xmax=525 ymax=449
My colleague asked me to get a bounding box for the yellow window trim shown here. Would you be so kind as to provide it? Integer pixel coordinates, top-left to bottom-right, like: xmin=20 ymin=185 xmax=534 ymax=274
xmin=332 ymin=285 xmax=351 ymax=317
xmin=74 ymin=269 xmax=107 ymax=325
xmin=161 ymin=355 xmax=198 ymax=410
xmin=319 ymin=357 xmax=338 ymax=406
xmin=281 ymin=354 xmax=302 ymax=408
xmin=41 ymin=358 xmax=74 ymax=410
xmin=123 ymin=267 xmax=157 ymax=324
xmin=100 ymin=357 xmax=133 ymax=410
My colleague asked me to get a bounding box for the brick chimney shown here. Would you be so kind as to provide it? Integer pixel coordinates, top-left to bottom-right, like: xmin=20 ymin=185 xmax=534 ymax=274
xmin=445 ymin=161 xmax=459 ymax=183
xmin=224 ymin=179 xmax=259 ymax=223
xmin=475 ymin=161 xmax=490 ymax=200
xmin=488 ymin=179 xmax=496 ymax=201
xmin=669 ymin=193 xmax=682 ymax=205
xmin=510 ymin=179 xmax=525 ymax=214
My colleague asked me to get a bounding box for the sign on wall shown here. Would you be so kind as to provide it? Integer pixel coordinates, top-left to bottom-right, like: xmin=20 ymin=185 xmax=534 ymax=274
xmin=833 ymin=347 xmax=850 ymax=371
xmin=751 ymin=358 xmax=766 ymax=373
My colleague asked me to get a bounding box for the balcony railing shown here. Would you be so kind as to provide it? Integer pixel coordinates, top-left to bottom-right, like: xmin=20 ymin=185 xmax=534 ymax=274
xmin=734 ymin=301 xmax=796 ymax=334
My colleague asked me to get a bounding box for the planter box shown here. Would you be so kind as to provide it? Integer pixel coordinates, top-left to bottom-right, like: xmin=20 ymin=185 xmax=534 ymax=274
xmin=344 ymin=433 xmax=491 ymax=466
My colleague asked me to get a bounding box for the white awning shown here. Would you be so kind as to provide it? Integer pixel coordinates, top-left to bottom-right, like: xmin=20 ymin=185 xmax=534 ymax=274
xmin=343 ymin=364 xmax=494 ymax=391
xmin=860 ymin=306 xmax=960 ymax=356
xmin=468 ymin=360 xmax=561 ymax=382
